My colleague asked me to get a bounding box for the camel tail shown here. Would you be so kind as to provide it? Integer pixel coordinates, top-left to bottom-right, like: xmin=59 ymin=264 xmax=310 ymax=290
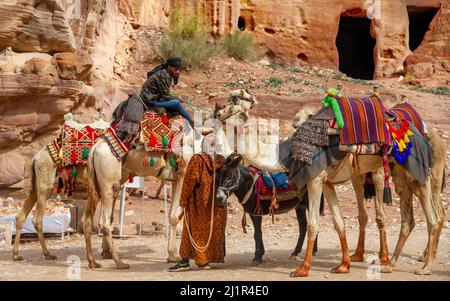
xmin=87 ymin=144 xmax=100 ymax=207
xmin=26 ymin=157 xmax=38 ymax=203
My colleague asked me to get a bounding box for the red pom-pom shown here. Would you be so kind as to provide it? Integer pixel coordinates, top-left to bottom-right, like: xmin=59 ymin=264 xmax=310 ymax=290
xmin=162 ymin=114 xmax=169 ymax=125
xmin=128 ymin=175 xmax=134 ymax=183
xmin=71 ymin=149 xmax=78 ymax=163
xmin=149 ymin=133 xmax=158 ymax=147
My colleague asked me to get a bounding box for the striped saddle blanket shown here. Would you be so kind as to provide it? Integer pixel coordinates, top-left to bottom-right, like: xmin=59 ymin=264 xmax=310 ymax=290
xmin=338 ymin=96 xmax=393 ymax=146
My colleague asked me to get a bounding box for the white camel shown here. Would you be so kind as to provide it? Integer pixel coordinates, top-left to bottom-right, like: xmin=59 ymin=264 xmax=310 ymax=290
xmin=82 ymin=90 xmax=256 ymax=269
xmin=234 ymin=106 xmax=445 ymax=276
xmin=12 ymin=114 xmax=110 ymax=261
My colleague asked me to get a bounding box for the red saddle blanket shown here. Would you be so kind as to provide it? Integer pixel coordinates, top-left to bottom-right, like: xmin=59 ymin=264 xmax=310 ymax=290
xmin=61 ymin=125 xmax=104 ymax=166
xmin=249 ymin=167 xmax=297 ymax=201
xmin=140 ymin=111 xmax=184 ymax=154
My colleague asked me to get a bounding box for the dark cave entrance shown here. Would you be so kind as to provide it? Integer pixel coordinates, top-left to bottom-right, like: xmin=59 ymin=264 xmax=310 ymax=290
xmin=407 ymin=6 xmax=439 ymax=51
xmin=237 ymin=16 xmax=246 ymax=31
xmin=336 ymin=16 xmax=376 ymax=80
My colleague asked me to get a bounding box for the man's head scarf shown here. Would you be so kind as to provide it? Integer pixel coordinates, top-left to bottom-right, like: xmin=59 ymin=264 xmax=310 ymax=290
xmin=146 ymin=57 xmax=182 ymax=84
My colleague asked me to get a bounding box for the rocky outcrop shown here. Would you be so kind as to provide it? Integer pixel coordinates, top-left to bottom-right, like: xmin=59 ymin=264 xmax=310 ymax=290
xmin=0 ymin=0 xmax=119 ymax=189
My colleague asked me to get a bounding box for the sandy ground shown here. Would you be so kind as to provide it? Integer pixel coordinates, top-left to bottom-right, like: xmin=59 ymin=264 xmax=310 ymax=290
xmin=1 ymin=183 xmax=449 ymax=281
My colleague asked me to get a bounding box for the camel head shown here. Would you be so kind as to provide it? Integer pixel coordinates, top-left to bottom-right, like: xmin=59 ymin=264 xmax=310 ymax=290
xmin=292 ymin=106 xmax=318 ymax=129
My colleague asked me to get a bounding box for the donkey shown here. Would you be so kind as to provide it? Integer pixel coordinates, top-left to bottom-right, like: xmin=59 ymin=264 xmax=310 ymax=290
xmin=216 ymin=153 xmax=324 ymax=265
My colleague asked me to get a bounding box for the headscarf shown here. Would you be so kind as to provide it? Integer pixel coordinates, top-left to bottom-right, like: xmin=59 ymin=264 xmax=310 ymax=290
xmin=146 ymin=57 xmax=183 ymax=84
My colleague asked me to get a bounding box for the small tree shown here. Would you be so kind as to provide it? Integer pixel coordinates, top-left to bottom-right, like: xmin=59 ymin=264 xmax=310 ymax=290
xmin=223 ymin=30 xmax=257 ymax=62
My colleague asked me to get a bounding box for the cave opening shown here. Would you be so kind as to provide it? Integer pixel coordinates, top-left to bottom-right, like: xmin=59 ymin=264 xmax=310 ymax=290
xmin=238 ymin=16 xmax=246 ymax=31
xmin=336 ymin=16 xmax=375 ymax=80
xmin=407 ymin=6 xmax=439 ymax=51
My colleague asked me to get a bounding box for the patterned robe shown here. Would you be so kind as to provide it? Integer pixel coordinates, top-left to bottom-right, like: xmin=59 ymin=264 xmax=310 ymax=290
xmin=179 ymin=153 xmax=227 ymax=266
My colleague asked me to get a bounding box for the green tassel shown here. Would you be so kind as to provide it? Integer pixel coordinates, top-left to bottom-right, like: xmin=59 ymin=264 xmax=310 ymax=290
xmin=82 ymin=147 xmax=89 ymax=159
xmin=150 ymin=156 xmax=155 ymax=167
xmin=71 ymin=166 xmax=77 ymax=178
xmin=162 ymin=134 xmax=169 ymax=147
xmin=169 ymin=156 xmax=176 ymax=167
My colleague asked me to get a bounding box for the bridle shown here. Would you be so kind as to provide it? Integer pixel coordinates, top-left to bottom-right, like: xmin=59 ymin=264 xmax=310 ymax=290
xmin=217 ymin=166 xmax=241 ymax=199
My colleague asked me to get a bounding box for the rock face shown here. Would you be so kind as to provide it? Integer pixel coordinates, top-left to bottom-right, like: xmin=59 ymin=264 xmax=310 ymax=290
xmin=0 ymin=0 xmax=119 ymax=189
xmin=166 ymin=0 xmax=448 ymax=81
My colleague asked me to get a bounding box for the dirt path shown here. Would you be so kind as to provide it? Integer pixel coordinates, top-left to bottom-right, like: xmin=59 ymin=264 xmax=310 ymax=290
xmin=1 ymin=189 xmax=449 ymax=281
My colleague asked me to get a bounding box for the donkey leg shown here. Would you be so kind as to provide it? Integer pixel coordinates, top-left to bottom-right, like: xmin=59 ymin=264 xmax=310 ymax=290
xmin=13 ymin=192 xmax=37 ymax=261
xmin=323 ymin=182 xmax=350 ymax=274
xmin=291 ymin=175 xmax=323 ymax=277
xmin=291 ymin=205 xmax=307 ymax=259
xmin=350 ymin=174 xmax=368 ymax=262
xmin=372 ymin=168 xmax=390 ymax=266
xmin=250 ymin=214 xmax=265 ymax=265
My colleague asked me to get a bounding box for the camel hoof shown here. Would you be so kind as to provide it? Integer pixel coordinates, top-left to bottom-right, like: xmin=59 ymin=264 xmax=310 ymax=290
xmin=415 ymin=268 xmax=432 ymax=275
xmin=290 ymin=255 xmax=301 ymax=261
xmin=116 ymin=262 xmax=130 ymax=269
xmin=380 ymin=265 xmax=393 ymax=273
xmin=331 ymin=263 xmax=350 ymax=274
xmin=350 ymin=254 xmax=364 ymax=262
xmin=13 ymin=255 xmax=24 ymax=261
xmin=417 ymin=255 xmax=427 ymax=263
xmin=290 ymin=267 xmax=309 ymax=277
xmin=44 ymin=254 xmax=57 ymax=260
xmin=101 ymin=251 xmax=113 ymax=259
xmin=89 ymin=261 xmax=102 ymax=269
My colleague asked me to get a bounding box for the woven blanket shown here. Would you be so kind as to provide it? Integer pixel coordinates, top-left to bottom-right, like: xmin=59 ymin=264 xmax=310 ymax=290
xmin=47 ymin=139 xmax=62 ymax=164
xmin=101 ymin=127 xmax=129 ymax=161
xmin=338 ymin=96 xmax=392 ymax=146
xmin=291 ymin=119 xmax=329 ymax=164
xmin=249 ymin=167 xmax=298 ymax=201
xmin=140 ymin=111 xmax=184 ymax=154
xmin=388 ymin=102 xmax=425 ymax=137
xmin=61 ymin=125 xmax=103 ymax=166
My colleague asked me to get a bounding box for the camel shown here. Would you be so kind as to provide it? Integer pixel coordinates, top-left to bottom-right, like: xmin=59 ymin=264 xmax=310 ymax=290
xmin=82 ymin=90 xmax=256 ymax=269
xmin=12 ymin=114 xmax=109 ymax=261
xmin=233 ymin=105 xmax=445 ymax=277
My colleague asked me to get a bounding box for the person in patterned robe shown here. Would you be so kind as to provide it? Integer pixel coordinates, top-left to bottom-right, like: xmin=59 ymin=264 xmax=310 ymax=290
xmin=169 ymin=135 xmax=227 ymax=271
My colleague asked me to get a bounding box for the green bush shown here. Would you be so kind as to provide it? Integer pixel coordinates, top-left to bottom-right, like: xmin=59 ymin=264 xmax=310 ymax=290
xmin=158 ymin=8 xmax=215 ymax=68
xmin=223 ymin=30 xmax=257 ymax=61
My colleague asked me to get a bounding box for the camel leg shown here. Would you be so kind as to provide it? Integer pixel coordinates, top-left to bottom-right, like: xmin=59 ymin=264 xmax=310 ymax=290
xmin=33 ymin=190 xmax=57 ymax=260
xmin=98 ymin=184 xmax=129 ymax=269
xmin=250 ymin=214 xmax=265 ymax=265
xmin=82 ymin=194 xmax=101 ymax=269
xmin=101 ymin=183 xmax=123 ymax=260
xmin=156 ymin=181 xmax=165 ymax=198
xmin=167 ymin=172 xmax=184 ymax=263
xmin=323 ymin=182 xmax=351 ymax=274
xmin=13 ymin=191 xmax=37 ymax=261
xmin=372 ymin=168 xmax=390 ymax=266
xmin=390 ymin=167 xmax=415 ymax=270
xmin=350 ymin=174 xmax=367 ymax=262
xmin=290 ymin=174 xmax=323 ymax=277
xmin=414 ymin=181 xmax=439 ymax=275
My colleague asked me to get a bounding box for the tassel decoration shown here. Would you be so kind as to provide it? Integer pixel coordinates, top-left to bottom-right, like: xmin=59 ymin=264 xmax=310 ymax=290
xmin=128 ymin=175 xmax=134 ymax=183
xmin=71 ymin=149 xmax=77 ymax=163
xmin=150 ymin=156 xmax=155 ymax=167
xmin=71 ymin=166 xmax=77 ymax=178
xmin=169 ymin=156 xmax=176 ymax=167
xmin=382 ymin=145 xmax=392 ymax=205
xmin=162 ymin=114 xmax=169 ymax=125
xmin=82 ymin=147 xmax=89 ymax=159
xmin=162 ymin=134 xmax=169 ymax=147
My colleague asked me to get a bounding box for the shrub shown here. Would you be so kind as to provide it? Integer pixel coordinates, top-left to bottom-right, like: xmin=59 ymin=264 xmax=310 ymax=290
xmin=158 ymin=8 xmax=215 ymax=68
xmin=222 ymin=30 xmax=257 ymax=61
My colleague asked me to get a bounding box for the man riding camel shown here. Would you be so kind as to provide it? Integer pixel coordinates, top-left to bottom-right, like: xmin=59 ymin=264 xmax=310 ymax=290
xmin=114 ymin=57 xmax=195 ymax=141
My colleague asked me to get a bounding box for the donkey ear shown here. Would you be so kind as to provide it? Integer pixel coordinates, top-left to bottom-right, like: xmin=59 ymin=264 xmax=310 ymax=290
xmin=230 ymin=154 xmax=242 ymax=167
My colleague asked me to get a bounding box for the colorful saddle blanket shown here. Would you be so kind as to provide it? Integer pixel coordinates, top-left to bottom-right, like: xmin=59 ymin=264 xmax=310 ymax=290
xmin=388 ymin=102 xmax=426 ymax=137
xmin=140 ymin=111 xmax=185 ymax=154
xmin=47 ymin=125 xmax=104 ymax=166
xmin=338 ymin=96 xmax=392 ymax=146
xmin=249 ymin=167 xmax=297 ymax=201
xmin=101 ymin=127 xmax=130 ymax=161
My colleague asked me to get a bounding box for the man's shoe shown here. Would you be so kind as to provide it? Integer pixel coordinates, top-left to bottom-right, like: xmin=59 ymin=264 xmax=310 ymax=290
xmin=198 ymin=263 xmax=211 ymax=270
xmin=168 ymin=262 xmax=191 ymax=272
